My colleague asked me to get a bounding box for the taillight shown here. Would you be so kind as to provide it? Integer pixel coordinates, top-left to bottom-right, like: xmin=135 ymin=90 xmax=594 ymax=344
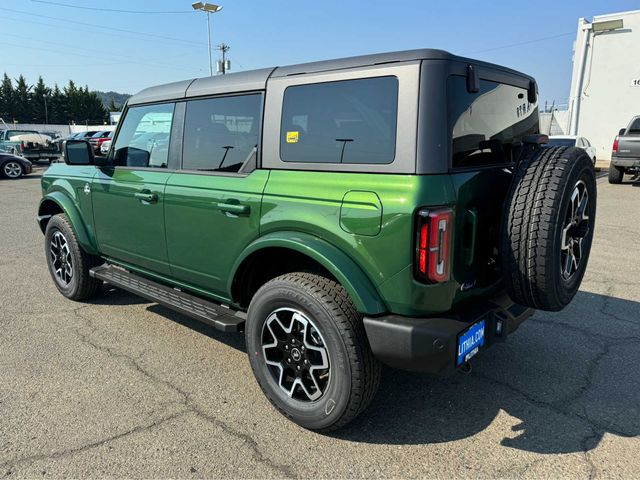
xmin=20 ymin=141 xmax=25 ymax=153
xmin=414 ymin=208 xmax=453 ymax=283
xmin=612 ymin=136 xmax=619 ymax=154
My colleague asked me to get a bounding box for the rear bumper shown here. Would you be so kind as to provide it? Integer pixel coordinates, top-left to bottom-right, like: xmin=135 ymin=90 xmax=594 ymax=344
xmin=363 ymin=294 xmax=534 ymax=374
xmin=611 ymin=157 xmax=640 ymax=168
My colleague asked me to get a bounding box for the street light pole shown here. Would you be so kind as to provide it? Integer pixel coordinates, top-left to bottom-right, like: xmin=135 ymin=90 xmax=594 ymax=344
xmin=206 ymin=12 xmax=212 ymax=76
xmin=192 ymin=2 xmax=223 ymax=77
xmin=43 ymin=94 xmax=49 ymax=125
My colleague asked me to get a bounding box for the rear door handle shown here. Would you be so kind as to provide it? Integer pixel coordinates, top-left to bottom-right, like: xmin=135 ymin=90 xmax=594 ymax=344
xmin=134 ymin=191 xmax=158 ymax=203
xmin=216 ymin=202 xmax=250 ymax=215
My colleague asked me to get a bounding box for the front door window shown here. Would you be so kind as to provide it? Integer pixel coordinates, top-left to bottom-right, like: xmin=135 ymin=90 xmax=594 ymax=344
xmin=112 ymin=103 xmax=175 ymax=168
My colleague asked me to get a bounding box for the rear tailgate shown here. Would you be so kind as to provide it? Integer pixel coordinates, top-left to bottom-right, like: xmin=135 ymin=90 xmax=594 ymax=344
xmin=617 ymin=135 xmax=640 ymax=158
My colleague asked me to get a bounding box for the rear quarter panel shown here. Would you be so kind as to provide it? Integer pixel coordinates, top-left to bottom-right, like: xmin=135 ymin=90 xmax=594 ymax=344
xmin=260 ymin=170 xmax=458 ymax=315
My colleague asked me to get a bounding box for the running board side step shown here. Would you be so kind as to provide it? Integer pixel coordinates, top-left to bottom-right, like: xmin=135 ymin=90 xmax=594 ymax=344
xmin=90 ymin=265 xmax=246 ymax=332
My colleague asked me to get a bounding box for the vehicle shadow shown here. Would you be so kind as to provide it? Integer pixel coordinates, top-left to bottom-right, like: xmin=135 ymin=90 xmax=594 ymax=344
xmin=334 ymin=291 xmax=639 ymax=454
xmin=94 ymin=287 xmax=638 ymax=454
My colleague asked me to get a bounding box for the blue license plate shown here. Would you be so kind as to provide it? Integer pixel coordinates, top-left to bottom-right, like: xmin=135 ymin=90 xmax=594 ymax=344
xmin=457 ymin=320 xmax=485 ymax=366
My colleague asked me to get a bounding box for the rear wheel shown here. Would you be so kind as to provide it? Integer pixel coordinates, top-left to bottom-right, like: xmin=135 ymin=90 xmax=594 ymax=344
xmin=246 ymin=272 xmax=380 ymax=431
xmin=608 ymin=164 xmax=624 ymax=184
xmin=502 ymin=146 xmax=596 ymax=311
xmin=44 ymin=214 xmax=103 ymax=300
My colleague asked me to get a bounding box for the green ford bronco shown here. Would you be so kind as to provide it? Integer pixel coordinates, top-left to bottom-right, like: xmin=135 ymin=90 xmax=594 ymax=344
xmin=38 ymin=49 xmax=596 ymax=431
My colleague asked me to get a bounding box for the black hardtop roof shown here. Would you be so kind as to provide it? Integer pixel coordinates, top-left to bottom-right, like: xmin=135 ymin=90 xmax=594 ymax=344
xmin=128 ymin=48 xmax=535 ymax=106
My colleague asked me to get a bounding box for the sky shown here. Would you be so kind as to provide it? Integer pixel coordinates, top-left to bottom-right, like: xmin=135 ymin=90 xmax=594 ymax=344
xmin=1 ymin=0 xmax=639 ymax=105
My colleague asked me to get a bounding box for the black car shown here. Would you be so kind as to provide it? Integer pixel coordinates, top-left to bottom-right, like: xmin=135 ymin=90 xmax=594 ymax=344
xmin=0 ymin=152 xmax=33 ymax=179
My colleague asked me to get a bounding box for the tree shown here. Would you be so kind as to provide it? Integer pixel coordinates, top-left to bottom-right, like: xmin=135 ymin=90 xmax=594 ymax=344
xmin=31 ymin=76 xmax=51 ymax=124
xmin=0 ymin=74 xmax=113 ymax=125
xmin=84 ymin=90 xmax=108 ymax=124
xmin=0 ymin=73 xmax=15 ymax=122
xmin=106 ymin=98 xmax=121 ymax=112
xmin=13 ymin=75 xmax=32 ymax=122
xmin=63 ymin=80 xmax=81 ymax=124
xmin=49 ymin=84 xmax=64 ymax=124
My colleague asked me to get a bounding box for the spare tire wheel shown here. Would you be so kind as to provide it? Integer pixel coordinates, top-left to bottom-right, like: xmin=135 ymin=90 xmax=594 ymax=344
xmin=501 ymin=146 xmax=596 ymax=311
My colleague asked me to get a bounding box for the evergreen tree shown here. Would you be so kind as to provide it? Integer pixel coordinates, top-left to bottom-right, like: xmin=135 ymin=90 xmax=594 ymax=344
xmin=106 ymin=98 xmax=121 ymax=112
xmin=0 ymin=74 xmax=117 ymax=125
xmin=63 ymin=80 xmax=82 ymax=124
xmin=49 ymin=84 xmax=65 ymax=124
xmin=0 ymin=73 xmax=15 ymax=122
xmin=13 ymin=75 xmax=32 ymax=122
xmin=31 ymin=76 xmax=51 ymax=124
xmin=80 ymin=86 xmax=107 ymax=124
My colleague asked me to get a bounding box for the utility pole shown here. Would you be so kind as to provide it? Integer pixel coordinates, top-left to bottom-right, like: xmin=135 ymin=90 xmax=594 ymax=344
xmin=217 ymin=43 xmax=230 ymax=74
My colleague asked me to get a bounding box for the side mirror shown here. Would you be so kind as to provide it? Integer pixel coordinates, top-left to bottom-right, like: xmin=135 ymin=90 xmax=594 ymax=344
xmin=64 ymin=140 xmax=94 ymax=165
xmin=618 ymin=128 xmax=626 ymax=136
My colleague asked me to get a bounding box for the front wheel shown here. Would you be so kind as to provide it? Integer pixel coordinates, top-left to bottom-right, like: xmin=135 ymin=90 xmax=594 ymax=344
xmin=44 ymin=214 xmax=103 ymax=300
xmin=246 ymin=272 xmax=380 ymax=431
xmin=2 ymin=160 xmax=23 ymax=179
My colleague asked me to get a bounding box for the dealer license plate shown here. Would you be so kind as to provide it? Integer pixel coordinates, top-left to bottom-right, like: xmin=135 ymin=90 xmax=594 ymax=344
xmin=457 ymin=320 xmax=485 ymax=366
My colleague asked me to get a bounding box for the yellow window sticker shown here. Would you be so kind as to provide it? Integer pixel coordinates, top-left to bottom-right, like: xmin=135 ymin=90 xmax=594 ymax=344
xmin=286 ymin=131 xmax=299 ymax=143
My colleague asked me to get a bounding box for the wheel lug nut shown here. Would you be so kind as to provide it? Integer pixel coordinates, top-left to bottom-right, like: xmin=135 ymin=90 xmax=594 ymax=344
xmin=297 ymin=365 xmax=301 ymax=371
xmin=284 ymin=345 xmax=289 ymax=350
xmin=287 ymin=358 xmax=291 ymax=363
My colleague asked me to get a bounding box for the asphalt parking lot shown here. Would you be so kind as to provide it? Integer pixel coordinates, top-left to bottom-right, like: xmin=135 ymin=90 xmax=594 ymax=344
xmin=1 ymin=168 xmax=638 ymax=478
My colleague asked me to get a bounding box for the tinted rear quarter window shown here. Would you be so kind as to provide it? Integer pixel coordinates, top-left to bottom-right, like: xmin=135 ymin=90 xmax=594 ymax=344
xmin=448 ymin=75 xmax=538 ymax=169
xmin=280 ymin=76 xmax=398 ymax=165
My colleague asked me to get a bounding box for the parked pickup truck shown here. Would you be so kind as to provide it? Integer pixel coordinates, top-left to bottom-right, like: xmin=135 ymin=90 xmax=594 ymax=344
xmin=38 ymin=49 xmax=597 ymax=431
xmin=609 ymin=116 xmax=640 ymax=183
xmin=0 ymin=129 xmax=60 ymax=164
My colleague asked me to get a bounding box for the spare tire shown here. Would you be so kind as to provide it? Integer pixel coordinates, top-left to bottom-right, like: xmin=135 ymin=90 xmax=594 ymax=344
xmin=501 ymin=146 xmax=596 ymax=311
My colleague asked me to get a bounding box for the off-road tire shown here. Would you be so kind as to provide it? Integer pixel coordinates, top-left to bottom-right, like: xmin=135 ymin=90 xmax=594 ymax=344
xmin=608 ymin=164 xmax=624 ymax=184
xmin=44 ymin=214 xmax=103 ymax=301
xmin=246 ymin=272 xmax=381 ymax=431
xmin=502 ymin=146 xmax=596 ymax=311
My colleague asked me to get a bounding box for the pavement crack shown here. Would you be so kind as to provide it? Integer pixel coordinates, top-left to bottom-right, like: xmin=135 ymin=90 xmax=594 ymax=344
xmin=0 ymin=410 xmax=189 ymax=474
xmin=69 ymin=306 xmax=297 ymax=478
xmin=475 ymin=369 xmax=630 ymax=440
xmin=188 ymin=406 xmax=298 ymax=478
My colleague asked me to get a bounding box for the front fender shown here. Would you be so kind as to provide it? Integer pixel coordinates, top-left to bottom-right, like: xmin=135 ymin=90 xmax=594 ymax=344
xmin=230 ymin=231 xmax=387 ymax=315
xmin=38 ymin=190 xmax=98 ymax=255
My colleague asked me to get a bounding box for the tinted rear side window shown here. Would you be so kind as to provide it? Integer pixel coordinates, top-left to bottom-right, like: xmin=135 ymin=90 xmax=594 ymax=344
xmin=448 ymin=75 xmax=538 ymax=169
xmin=628 ymin=118 xmax=640 ymax=133
xmin=280 ymin=76 xmax=398 ymax=165
xmin=182 ymin=94 xmax=262 ymax=173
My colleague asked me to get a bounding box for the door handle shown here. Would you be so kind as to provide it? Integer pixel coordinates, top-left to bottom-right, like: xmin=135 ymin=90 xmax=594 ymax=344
xmin=134 ymin=191 xmax=158 ymax=203
xmin=216 ymin=202 xmax=250 ymax=215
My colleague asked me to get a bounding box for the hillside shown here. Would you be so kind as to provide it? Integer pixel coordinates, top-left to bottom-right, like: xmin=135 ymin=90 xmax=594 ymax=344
xmin=94 ymin=90 xmax=131 ymax=111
